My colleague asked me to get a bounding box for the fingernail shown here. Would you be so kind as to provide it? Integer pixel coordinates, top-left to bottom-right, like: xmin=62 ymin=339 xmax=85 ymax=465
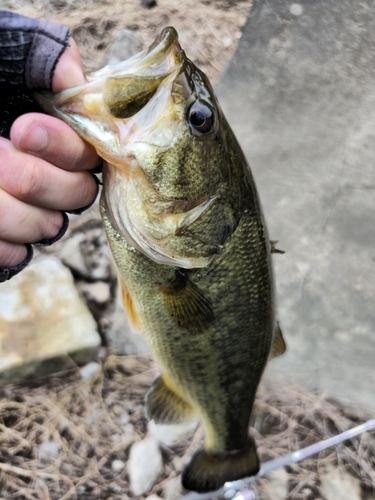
xmin=19 ymin=124 xmax=49 ymax=153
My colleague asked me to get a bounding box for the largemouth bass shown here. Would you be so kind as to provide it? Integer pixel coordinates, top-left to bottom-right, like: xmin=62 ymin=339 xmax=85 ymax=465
xmin=35 ymin=27 xmax=286 ymax=493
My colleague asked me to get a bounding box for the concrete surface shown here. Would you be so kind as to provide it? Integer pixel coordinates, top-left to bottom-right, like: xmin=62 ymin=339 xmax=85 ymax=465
xmin=217 ymin=0 xmax=375 ymax=411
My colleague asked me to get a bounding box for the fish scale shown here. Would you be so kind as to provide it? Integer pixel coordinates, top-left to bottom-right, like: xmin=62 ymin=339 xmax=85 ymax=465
xmin=34 ymin=26 xmax=285 ymax=493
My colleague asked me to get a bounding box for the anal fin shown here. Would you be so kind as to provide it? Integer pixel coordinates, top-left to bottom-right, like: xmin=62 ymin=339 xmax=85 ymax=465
xmin=146 ymin=375 xmax=195 ymax=424
xmin=182 ymin=436 xmax=259 ymax=493
xmin=269 ymin=322 xmax=286 ymax=360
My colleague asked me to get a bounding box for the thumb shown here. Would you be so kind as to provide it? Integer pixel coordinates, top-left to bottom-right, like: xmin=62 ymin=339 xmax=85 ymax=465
xmin=52 ymin=38 xmax=87 ymax=92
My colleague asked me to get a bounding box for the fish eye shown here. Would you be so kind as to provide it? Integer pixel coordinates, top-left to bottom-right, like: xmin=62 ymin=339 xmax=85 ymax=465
xmin=187 ymin=100 xmax=214 ymax=135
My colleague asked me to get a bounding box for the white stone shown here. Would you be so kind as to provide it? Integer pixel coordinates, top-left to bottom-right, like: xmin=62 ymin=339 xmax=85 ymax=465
xmin=128 ymin=436 xmax=164 ymax=495
xmin=0 ymin=256 xmax=101 ymax=383
xmin=111 ymin=459 xmax=126 ymax=472
xmin=222 ymin=35 xmax=233 ymax=48
xmin=148 ymin=419 xmax=198 ymax=446
xmin=79 ymin=361 xmax=101 ymax=379
xmin=262 ymin=468 xmax=288 ymax=500
xmin=321 ymin=465 xmax=362 ymax=500
xmin=145 ymin=495 xmax=163 ymax=500
xmin=163 ymin=475 xmax=184 ymax=500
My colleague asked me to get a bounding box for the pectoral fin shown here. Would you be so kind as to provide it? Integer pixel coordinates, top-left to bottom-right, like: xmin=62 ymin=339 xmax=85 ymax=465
xmin=146 ymin=375 xmax=195 ymax=424
xmin=269 ymin=322 xmax=286 ymax=360
xmin=120 ymin=280 xmax=141 ymax=331
xmin=159 ymin=270 xmax=214 ymax=329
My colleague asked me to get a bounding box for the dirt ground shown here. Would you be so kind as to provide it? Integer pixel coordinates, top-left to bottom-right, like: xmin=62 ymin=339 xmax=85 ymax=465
xmin=0 ymin=0 xmax=252 ymax=85
xmin=1 ymin=1 xmax=375 ymax=500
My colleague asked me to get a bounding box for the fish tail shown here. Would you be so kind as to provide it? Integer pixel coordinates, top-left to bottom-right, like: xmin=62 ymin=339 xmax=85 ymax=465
xmin=182 ymin=436 xmax=259 ymax=493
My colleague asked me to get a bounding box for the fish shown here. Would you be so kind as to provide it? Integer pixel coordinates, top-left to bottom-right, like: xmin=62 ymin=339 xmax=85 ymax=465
xmin=34 ymin=27 xmax=286 ymax=493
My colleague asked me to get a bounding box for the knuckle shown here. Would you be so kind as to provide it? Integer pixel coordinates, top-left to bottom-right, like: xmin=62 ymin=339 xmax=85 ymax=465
xmin=42 ymin=211 xmax=63 ymax=240
xmin=0 ymin=190 xmax=30 ymax=241
xmin=79 ymin=173 xmax=97 ymax=205
xmin=18 ymin=160 xmax=46 ymax=200
xmin=68 ymin=145 xmax=86 ymax=170
xmin=0 ymin=241 xmax=27 ymax=267
xmin=0 ymin=192 xmax=10 ymax=229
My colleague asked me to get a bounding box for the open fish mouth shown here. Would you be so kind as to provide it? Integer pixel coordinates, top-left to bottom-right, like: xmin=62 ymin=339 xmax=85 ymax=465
xmin=34 ymin=27 xmax=224 ymax=268
xmin=34 ymin=27 xmax=185 ymax=157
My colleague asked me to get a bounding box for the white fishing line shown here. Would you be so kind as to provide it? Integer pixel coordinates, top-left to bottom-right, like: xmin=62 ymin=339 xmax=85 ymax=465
xmin=181 ymin=418 xmax=375 ymax=500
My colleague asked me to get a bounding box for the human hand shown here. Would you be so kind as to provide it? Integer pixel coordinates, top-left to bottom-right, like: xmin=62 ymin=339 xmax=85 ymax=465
xmin=0 ymin=38 xmax=100 ymax=270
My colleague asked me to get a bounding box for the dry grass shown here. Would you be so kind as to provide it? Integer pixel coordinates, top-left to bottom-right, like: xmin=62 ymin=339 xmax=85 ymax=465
xmin=0 ymin=355 xmax=374 ymax=500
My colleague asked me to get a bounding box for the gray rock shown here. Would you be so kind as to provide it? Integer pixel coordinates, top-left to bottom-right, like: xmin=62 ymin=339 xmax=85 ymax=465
xmin=216 ymin=0 xmax=375 ymax=411
xmin=59 ymin=219 xmax=112 ymax=281
xmin=0 ymin=256 xmax=101 ymax=384
xmin=128 ymin=436 xmax=164 ymax=495
xmin=107 ymin=29 xmax=143 ymax=65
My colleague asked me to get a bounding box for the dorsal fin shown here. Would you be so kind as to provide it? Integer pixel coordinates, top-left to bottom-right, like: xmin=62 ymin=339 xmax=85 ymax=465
xmin=269 ymin=322 xmax=286 ymax=359
xmin=270 ymin=240 xmax=285 ymax=254
xmin=158 ymin=270 xmax=214 ymax=330
xmin=120 ymin=279 xmax=141 ymax=330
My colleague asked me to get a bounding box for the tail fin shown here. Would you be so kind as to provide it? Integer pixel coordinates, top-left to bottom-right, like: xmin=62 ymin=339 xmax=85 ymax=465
xmin=181 ymin=436 xmax=259 ymax=493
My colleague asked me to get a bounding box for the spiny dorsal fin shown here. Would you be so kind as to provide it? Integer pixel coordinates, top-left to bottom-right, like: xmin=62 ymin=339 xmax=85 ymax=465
xmin=158 ymin=270 xmax=214 ymax=329
xmin=146 ymin=375 xmax=195 ymax=424
xmin=270 ymin=240 xmax=285 ymax=254
xmin=269 ymin=322 xmax=286 ymax=360
xmin=120 ymin=279 xmax=141 ymax=331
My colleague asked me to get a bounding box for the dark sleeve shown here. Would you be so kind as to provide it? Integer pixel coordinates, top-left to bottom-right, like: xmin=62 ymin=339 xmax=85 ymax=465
xmin=0 ymin=11 xmax=71 ymax=282
xmin=0 ymin=10 xmax=71 ymax=138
